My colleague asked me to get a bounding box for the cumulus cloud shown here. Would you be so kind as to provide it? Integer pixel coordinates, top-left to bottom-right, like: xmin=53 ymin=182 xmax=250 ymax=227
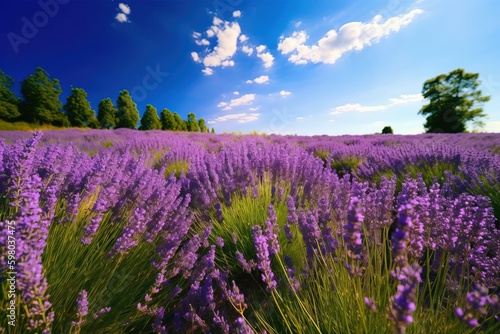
xmin=233 ymin=10 xmax=242 ymax=18
xmin=331 ymin=93 xmax=424 ymax=114
xmin=254 ymin=75 xmax=269 ymax=84
xmin=195 ymin=39 xmax=210 ymax=46
xmin=233 ymin=91 xmax=240 ymax=95
xmin=191 ymin=52 xmax=201 ymax=62
xmin=249 ymin=107 xmax=260 ymax=111
xmin=213 ymin=113 xmax=260 ymax=123
xmin=253 ymin=45 xmax=274 ymax=68
xmin=116 ymin=3 xmax=131 ymax=23
xmin=239 ymin=34 xmax=249 ymax=43
xmin=280 ymin=90 xmax=292 ymax=96
xmin=193 ymin=32 xmax=202 ymax=39
xmin=119 ymin=3 xmax=131 ymax=15
xmin=217 ymin=94 xmax=256 ymax=110
xmin=242 ymin=45 xmax=253 ymax=56
xmin=202 ymin=68 xmax=214 ymax=76
xmin=278 ymin=9 xmax=423 ymax=65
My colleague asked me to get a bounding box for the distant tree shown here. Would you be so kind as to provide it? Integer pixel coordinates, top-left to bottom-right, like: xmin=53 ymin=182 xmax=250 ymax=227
xmin=0 ymin=69 xmax=21 ymax=120
xmin=139 ymin=104 xmax=161 ymax=130
xmin=97 ymin=98 xmax=117 ymax=129
xmin=116 ymin=90 xmax=139 ymax=129
xmin=211 ymin=127 xmax=215 ymax=134
xmin=186 ymin=112 xmax=200 ymax=132
xmin=64 ymin=87 xmax=98 ymax=128
xmin=20 ymin=67 xmax=67 ymax=126
xmin=198 ymin=118 xmax=208 ymax=132
xmin=160 ymin=108 xmax=176 ymax=130
xmin=418 ymin=68 xmax=490 ymax=133
xmin=381 ymin=126 xmax=393 ymax=134
xmin=172 ymin=112 xmax=186 ymax=131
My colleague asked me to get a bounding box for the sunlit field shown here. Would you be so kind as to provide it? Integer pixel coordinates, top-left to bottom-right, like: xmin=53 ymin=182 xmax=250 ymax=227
xmin=1 ymin=129 xmax=499 ymax=333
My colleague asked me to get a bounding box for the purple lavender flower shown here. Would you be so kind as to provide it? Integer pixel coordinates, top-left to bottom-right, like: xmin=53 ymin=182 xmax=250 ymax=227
xmin=455 ymin=284 xmax=498 ymax=328
xmin=392 ymin=204 xmax=413 ymax=267
xmin=252 ymin=225 xmax=277 ymax=292
xmin=93 ymin=307 xmax=111 ymax=319
xmin=73 ymin=290 xmax=89 ymax=326
xmin=235 ymin=251 xmax=256 ymax=273
xmin=364 ymin=297 xmax=377 ymax=312
xmin=286 ymin=195 xmax=298 ymax=225
xmin=264 ymin=204 xmax=280 ymax=257
xmin=283 ymin=223 xmax=294 ymax=243
xmin=388 ymin=263 xmax=422 ymax=334
xmin=235 ymin=317 xmax=254 ymax=334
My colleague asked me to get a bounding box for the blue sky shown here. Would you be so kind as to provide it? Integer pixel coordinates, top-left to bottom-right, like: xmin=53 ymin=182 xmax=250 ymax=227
xmin=1 ymin=0 xmax=500 ymax=135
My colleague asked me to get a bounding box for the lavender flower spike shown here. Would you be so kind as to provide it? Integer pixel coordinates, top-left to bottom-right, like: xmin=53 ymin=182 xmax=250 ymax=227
xmin=252 ymin=225 xmax=277 ymax=292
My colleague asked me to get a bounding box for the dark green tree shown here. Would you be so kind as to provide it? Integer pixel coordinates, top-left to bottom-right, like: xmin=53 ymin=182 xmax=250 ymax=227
xmin=97 ymin=98 xmax=118 ymax=129
xmin=116 ymin=90 xmax=139 ymax=129
xmin=160 ymin=108 xmax=176 ymax=130
xmin=381 ymin=126 xmax=393 ymax=134
xmin=186 ymin=112 xmax=200 ymax=132
xmin=64 ymin=87 xmax=98 ymax=128
xmin=173 ymin=112 xmax=186 ymax=131
xmin=418 ymin=68 xmax=490 ymax=133
xmin=20 ymin=67 xmax=67 ymax=126
xmin=211 ymin=127 xmax=215 ymax=134
xmin=139 ymin=104 xmax=161 ymax=130
xmin=198 ymin=118 xmax=208 ymax=132
xmin=0 ymin=69 xmax=21 ymax=121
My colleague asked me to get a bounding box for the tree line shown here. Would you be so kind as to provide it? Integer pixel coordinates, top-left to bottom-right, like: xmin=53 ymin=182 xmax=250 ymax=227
xmin=0 ymin=67 xmax=214 ymax=132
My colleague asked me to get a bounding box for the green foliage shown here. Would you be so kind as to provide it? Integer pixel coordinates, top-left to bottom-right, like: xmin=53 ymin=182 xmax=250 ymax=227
xmin=211 ymin=127 xmax=215 ymax=134
xmin=0 ymin=69 xmax=21 ymax=120
xmin=198 ymin=118 xmax=208 ymax=133
xmin=138 ymin=104 xmax=161 ymax=130
xmin=163 ymin=160 xmax=189 ymax=179
xmin=160 ymin=108 xmax=176 ymax=130
xmin=20 ymin=67 xmax=67 ymax=126
xmin=186 ymin=112 xmax=200 ymax=132
xmin=97 ymin=98 xmax=118 ymax=129
xmin=381 ymin=126 xmax=393 ymax=134
xmin=64 ymin=87 xmax=98 ymax=128
xmin=419 ymin=69 xmax=490 ymax=133
xmin=116 ymin=90 xmax=139 ymax=129
xmin=172 ymin=112 xmax=187 ymax=131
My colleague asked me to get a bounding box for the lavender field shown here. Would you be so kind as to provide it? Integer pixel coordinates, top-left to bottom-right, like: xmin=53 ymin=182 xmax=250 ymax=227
xmin=1 ymin=129 xmax=500 ymax=333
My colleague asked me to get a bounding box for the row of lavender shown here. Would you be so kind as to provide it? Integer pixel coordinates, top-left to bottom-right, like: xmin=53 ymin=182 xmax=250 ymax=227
xmin=0 ymin=130 xmax=499 ymax=333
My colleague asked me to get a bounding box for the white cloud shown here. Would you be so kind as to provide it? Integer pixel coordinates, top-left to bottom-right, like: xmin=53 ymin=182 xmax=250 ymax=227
xmin=239 ymin=34 xmax=249 ymax=43
xmin=202 ymin=20 xmax=241 ymax=68
xmin=118 ymin=3 xmax=131 ymax=15
xmin=295 ymin=21 xmax=302 ymax=28
xmin=207 ymin=120 xmax=216 ymax=124
xmin=115 ymin=13 xmax=128 ymax=23
xmin=233 ymin=91 xmax=240 ymax=95
xmin=193 ymin=32 xmax=202 ymax=39
xmin=191 ymin=52 xmax=200 ymax=62
xmin=256 ymin=45 xmax=266 ymax=53
xmin=246 ymin=80 xmax=253 ymax=84
xmin=249 ymin=107 xmax=260 ymax=111
xmin=331 ymin=93 xmax=424 ymax=114
xmin=213 ymin=113 xmax=260 ymax=123
xmin=233 ymin=10 xmax=242 ymax=18
xmin=253 ymin=75 xmax=269 ymax=84
xmin=278 ymin=9 xmax=424 ymax=65
xmin=257 ymin=52 xmax=275 ymax=68
xmin=242 ymin=45 xmax=253 ymax=56
xmin=484 ymin=121 xmax=500 ymax=133
xmin=202 ymin=68 xmax=214 ymax=76
xmin=206 ymin=29 xmax=215 ymax=38
xmin=221 ymin=60 xmax=235 ymax=67
xmin=195 ymin=39 xmax=210 ymax=46
xmin=296 ymin=116 xmax=304 ymax=120
xmin=280 ymin=90 xmax=292 ymax=96
xmin=218 ymin=94 xmax=256 ymax=110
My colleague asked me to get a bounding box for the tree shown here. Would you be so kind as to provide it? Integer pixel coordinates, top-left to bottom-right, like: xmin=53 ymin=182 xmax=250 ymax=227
xmin=381 ymin=126 xmax=393 ymax=134
xmin=0 ymin=69 xmax=21 ymax=121
xmin=418 ymin=68 xmax=490 ymax=133
xmin=211 ymin=127 xmax=215 ymax=134
xmin=160 ymin=108 xmax=176 ymax=130
xmin=139 ymin=104 xmax=161 ymax=130
xmin=97 ymin=98 xmax=118 ymax=129
xmin=186 ymin=112 xmax=200 ymax=132
xmin=198 ymin=118 xmax=208 ymax=133
xmin=172 ymin=112 xmax=186 ymax=131
xmin=116 ymin=90 xmax=139 ymax=129
xmin=64 ymin=87 xmax=98 ymax=128
xmin=20 ymin=67 xmax=67 ymax=126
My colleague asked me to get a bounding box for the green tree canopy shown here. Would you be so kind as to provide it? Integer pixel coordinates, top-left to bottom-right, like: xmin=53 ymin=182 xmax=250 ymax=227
xmin=64 ymin=87 xmax=98 ymax=128
xmin=116 ymin=90 xmax=139 ymax=129
xmin=172 ymin=112 xmax=187 ymax=131
xmin=211 ymin=127 xmax=215 ymax=134
xmin=160 ymin=108 xmax=176 ymax=130
xmin=97 ymin=98 xmax=118 ymax=129
xmin=381 ymin=126 xmax=393 ymax=134
xmin=186 ymin=112 xmax=200 ymax=132
xmin=418 ymin=68 xmax=490 ymax=133
xmin=0 ymin=69 xmax=21 ymax=121
xmin=198 ymin=118 xmax=208 ymax=133
xmin=139 ymin=104 xmax=161 ymax=130
xmin=20 ymin=67 xmax=67 ymax=126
